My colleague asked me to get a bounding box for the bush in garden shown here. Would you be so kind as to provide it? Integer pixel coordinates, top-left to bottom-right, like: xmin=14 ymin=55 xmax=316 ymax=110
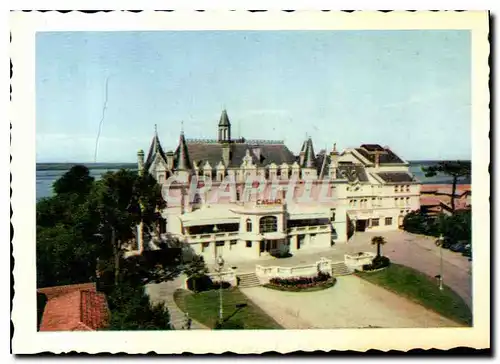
xmin=362 ymin=256 xmax=391 ymax=271
xmin=268 ymin=272 xmax=332 ymax=289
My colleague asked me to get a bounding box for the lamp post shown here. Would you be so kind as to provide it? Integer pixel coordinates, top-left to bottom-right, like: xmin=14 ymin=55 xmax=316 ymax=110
xmin=436 ymin=234 xmax=444 ymax=291
xmin=216 ymin=255 xmax=225 ymax=326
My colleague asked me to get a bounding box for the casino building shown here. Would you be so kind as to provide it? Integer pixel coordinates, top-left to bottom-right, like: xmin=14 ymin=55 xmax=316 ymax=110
xmin=137 ymin=110 xmax=421 ymax=263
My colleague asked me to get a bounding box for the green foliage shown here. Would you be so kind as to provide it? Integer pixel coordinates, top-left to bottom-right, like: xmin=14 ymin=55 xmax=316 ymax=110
xmin=362 ymin=255 xmax=391 ymax=271
xmin=422 ymin=161 xmax=471 ymax=212
xmin=53 ymin=165 xmax=94 ymax=196
xmin=403 ymin=210 xmax=471 ymax=243
xmin=106 ymin=281 xmax=172 ymax=330
xmin=371 ymin=236 xmax=387 ymax=257
xmin=174 ymin=288 xmax=282 ymax=329
xmin=422 ymin=161 xmax=471 ymax=179
xmin=356 ymin=264 xmax=472 ymax=326
xmin=37 ymin=166 xmax=174 ymax=330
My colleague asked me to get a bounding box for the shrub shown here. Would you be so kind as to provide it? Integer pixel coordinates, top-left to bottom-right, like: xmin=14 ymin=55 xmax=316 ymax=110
xmin=186 ymin=275 xmax=232 ymax=292
xmin=186 ymin=275 xmax=213 ymax=292
xmin=268 ymin=272 xmax=331 ymax=289
xmin=363 ymin=256 xmax=391 ymax=271
xmin=214 ymin=321 xmax=245 ymax=330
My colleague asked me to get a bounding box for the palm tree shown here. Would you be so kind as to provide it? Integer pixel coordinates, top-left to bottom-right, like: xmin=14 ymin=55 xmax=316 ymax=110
xmin=371 ymin=236 xmax=387 ymax=257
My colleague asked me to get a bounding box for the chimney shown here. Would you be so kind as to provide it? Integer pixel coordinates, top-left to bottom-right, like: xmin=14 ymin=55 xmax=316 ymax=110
xmin=222 ymin=144 xmax=231 ymax=166
xmin=253 ymin=147 xmax=261 ymax=161
xmin=166 ymin=151 xmax=174 ymax=170
xmin=374 ymin=151 xmax=380 ymax=168
xmin=137 ymin=149 xmax=145 ymax=176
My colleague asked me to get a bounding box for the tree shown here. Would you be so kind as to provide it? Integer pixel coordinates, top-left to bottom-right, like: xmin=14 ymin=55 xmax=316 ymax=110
xmin=422 ymin=161 xmax=471 ymax=213
xmin=106 ymin=281 xmax=172 ymax=330
xmin=371 ymin=236 xmax=387 ymax=257
xmin=184 ymin=255 xmax=209 ymax=293
xmin=53 ymin=164 xmax=94 ymax=197
xmin=88 ymin=169 xmax=166 ymax=286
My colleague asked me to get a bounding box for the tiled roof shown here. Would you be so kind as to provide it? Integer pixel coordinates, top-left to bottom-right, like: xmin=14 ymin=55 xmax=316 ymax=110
xmin=377 ymin=172 xmax=415 ymax=183
xmin=38 ymin=283 xmax=109 ymax=331
xmin=355 ymin=145 xmax=405 ymax=164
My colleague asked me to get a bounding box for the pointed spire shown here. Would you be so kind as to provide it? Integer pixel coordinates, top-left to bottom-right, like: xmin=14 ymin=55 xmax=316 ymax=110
xmin=181 ymin=120 xmax=184 ymax=134
xmin=175 ymin=130 xmax=192 ymax=170
xmin=219 ymin=109 xmax=231 ymax=127
xmin=145 ymin=124 xmax=167 ymax=170
xmin=302 ymin=137 xmax=317 ymax=168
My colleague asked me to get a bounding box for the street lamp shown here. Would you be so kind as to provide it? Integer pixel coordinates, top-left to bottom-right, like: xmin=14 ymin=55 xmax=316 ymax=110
xmin=215 ymin=255 xmax=225 ymax=326
xmin=436 ymin=234 xmax=444 ymax=291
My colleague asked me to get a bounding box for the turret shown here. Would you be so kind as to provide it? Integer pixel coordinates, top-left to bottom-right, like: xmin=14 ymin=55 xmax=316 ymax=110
xmin=218 ymin=109 xmax=232 ymax=143
xmin=137 ymin=149 xmax=145 ymax=176
xmin=329 ymin=143 xmax=339 ymax=179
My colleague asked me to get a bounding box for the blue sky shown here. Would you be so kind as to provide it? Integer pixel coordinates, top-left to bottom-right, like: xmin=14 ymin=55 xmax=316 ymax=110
xmin=36 ymin=30 xmax=471 ymax=163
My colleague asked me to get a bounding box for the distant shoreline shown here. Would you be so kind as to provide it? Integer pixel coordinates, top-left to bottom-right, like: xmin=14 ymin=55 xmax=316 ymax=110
xmin=36 ymin=160 xmax=471 ymax=171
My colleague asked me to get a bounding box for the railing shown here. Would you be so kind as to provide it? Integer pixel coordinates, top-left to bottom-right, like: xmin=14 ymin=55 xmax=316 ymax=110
xmin=287 ymin=225 xmax=331 ymax=234
xmin=187 ymin=231 xmax=239 ymax=242
xmin=255 ymin=257 xmax=333 ymax=284
xmin=344 ymin=252 xmax=376 ymax=270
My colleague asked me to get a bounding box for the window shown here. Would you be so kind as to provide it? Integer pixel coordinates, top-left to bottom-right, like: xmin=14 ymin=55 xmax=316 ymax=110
xmin=385 ymin=217 xmax=393 ymax=226
xmin=246 ymin=219 xmax=252 ymax=232
xmin=216 ymin=241 xmax=225 ymax=247
xmin=394 ymin=198 xmax=398 ymax=206
xmin=406 ymin=197 xmax=410 ymax=205
xmin=271 ymin=241 xmax=277 ymax=250
xmin=406 ymin=185 xmax=410 ymax=192
xmin=394 ymin=185 xmax=398 ymax=193
xmin=158 ymin=174 xmax=165 ymax=183
xmin=201 ymin=242 xmax=210 ymax=252
xmin=371 ymin=218 xmax=380 ymax=227
xmin=260 ymin=216 xmax=278 ymax=233
xmin=230 ymin=240 xmax=238 ymax=245
xmin=331 ymin=209 xmax=336 ymax=222
xmin=246 ymin=241 xmax=252 ymax=248
xmin=236 ymin=190 xmax=241 ymax=201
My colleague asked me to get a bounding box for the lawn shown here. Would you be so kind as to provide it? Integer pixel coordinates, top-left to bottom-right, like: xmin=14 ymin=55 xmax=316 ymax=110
xmin=356 ymin=263 xmax=472 ymax=326
xmin=173 ymin=288 xmax=282 ymax=329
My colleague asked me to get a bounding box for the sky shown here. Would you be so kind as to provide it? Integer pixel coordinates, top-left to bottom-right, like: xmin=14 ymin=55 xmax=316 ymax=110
xmin=36 ymin=30 xmax=471 ymax=163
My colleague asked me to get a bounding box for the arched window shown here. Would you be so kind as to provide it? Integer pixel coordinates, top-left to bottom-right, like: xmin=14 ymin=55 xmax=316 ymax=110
xmin=246 ymin=219 xmax=252 ymax=232
xmin=260 ymin=216 xmax=278 ymax=233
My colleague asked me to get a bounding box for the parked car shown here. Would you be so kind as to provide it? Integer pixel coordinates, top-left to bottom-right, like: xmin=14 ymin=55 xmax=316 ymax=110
xmin=462 ymin=244 xmax=472 ymax=257
xmin=450 ymin=241 xmax=468 ymax=253
xmin=435 ymin=237 xmax=454 ymax=249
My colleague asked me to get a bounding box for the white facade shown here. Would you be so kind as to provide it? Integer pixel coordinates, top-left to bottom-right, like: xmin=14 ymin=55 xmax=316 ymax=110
xmin=139 ymin=111 xmax=421 ymax=263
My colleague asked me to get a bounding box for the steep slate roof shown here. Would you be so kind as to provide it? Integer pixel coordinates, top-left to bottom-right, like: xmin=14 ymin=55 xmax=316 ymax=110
xmin=316 ymin=152 xmax=369 ymax=182
xmin=355 ymin=144 xmax=406 ymax=164
xmin=377 ymin=172 xmax=415 ymax=183
xmin=38 ymin=283 xmax=109 ymax=331
xmin=338 ymin=164 xmax=369 ymax=182
xmin=145 ymin=126 xmax=168 ymax=170
xmin=174 ymin=132 xmax=192 ymax=170
xmin=187 ymin=142 xmax=296 ymax=169
xmin=302 ymin=138 xmax=317 ymax=168
xmin=218 ymin=109 xmax=231 ymax=126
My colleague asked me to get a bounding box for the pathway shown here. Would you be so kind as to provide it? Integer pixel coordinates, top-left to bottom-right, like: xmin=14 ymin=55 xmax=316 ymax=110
xmin=241 ymin=276 xmax=462 ymax=329
xmin=146 ymin=276 xmax=209 ymax=330
xmin=216 ymin=230 xmax=472 ymax=308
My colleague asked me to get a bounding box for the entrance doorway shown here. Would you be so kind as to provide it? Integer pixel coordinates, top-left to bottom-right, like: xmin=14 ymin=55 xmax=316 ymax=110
xmin=355 ymin=219 xmax=368 ymax=232
xmin=297 ymin=234 xmax=305 ymax=250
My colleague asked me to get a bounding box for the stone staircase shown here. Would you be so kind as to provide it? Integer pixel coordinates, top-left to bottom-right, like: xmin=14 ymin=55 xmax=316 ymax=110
xmin=331 ymin=262 xmax=352 ymax=276
xmin=237 ymin=272 xmax=261 ymax=288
